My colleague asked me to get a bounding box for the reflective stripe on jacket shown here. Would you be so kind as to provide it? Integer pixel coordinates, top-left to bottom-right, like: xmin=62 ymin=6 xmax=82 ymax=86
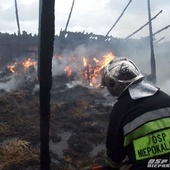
xmin=124 ymin=107 xmax=170 ymax=147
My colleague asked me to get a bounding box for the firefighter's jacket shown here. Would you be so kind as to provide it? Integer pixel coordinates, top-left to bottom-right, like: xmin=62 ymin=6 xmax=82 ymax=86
xmin=106 ymin=89 xmax=170 ymax=169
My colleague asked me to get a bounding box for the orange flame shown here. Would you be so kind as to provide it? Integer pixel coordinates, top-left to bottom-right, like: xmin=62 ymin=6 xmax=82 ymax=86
xmin=83 ymin=57 xmax=88 ymax=66
xmin=64 ymin=66 xmax=72 ymax=77
xmin=6 ymin=53 xmax=115 ymax=88
xmin=93 ymin=58 xmax=99 ymax=63
xmin=99 ymin=52 xmax=115 ymax=68
xmin=7 ymin=65 xmax=16 ymax=73
xmin=21 ymin=58 xmax=37 ymax=68
xmin=57 ymin=55 xmax=62 ymax=60
xmin=82 ymin=52 xmax=115 ymax=86
xmin=7 ymin=58 xmax=37 ymax=73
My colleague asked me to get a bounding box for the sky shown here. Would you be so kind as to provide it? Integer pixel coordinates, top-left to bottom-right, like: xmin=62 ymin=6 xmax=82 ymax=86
xmin=0 ymin=0 xmax=170 ymax=94
xmin=0 ymin=0 xmax=170 ymax=42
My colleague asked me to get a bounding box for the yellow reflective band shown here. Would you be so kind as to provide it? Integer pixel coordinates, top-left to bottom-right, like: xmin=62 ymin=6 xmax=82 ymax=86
xmin=133 ymin=128 xmax=170 ymax=160
xmin=124 ymin=117 xmax=170 ymax=146
xmin=124 ymin=107 xmax=170 ymax=136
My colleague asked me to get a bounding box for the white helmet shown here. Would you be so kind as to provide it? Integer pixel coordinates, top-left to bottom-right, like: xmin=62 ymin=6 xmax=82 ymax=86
xmin=101 ymin=57 xmax=144 ymax=98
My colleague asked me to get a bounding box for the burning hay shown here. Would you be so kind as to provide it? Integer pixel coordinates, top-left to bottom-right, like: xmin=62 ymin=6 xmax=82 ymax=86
xmin=81 ymin=52 xmax=115 ymax=86
xmin=0 ymin=138 xmax=39 ymax=170
xmin=0 ymin=52 xmax=115 ymax=91
xmin=0 ymin=51 xmax=116 ymax=169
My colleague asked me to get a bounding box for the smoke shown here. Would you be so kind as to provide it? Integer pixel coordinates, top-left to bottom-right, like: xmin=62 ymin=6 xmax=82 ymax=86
xmin=127 ymin=42 xmax=170 ymax=95
xmin=52 ymin=56 xmax=68 ymax=77
xmin=41 ymin=42 xmax=170 ymax=98
xmin=52 ymin=43 xmax=105 ymax=80
xmin=0 ymin=74 xmax=26 ymax=91
xmin=0 ymin=38 xmax=170 ymax=96
xmin=0 ymin=59 xmax=38 ymax=92
xmin=154 ymin=43 xmax=170 ymax=94
xmin=52 ymin=45 xmax=89 ymax=77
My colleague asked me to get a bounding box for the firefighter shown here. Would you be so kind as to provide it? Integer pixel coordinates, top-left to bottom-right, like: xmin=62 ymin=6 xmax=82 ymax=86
xmin=101 ymin=57 xmax=170 ymax=169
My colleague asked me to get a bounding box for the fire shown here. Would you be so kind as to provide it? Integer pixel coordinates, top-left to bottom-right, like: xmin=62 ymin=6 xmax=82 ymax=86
xmin=82 ymin=52 xmax=115 ymax=86
xmin=83 ymin=57 xmax=88 ymax=67
xmin=93 ymin=58 xmax=99 ymax=63
xmin=7 ymin=63 xmax=17 ymax=73
xmin=61 ymin=52 xmax=115 ymax=87
xmin=7 ymin=58 xmax=37 ymax=73
xmin=57 ymin=56 xmax=62 ymax=60
xmin=5 ymin=52 xmax=115 ymax=88
xmin=99 ymin=52 xmax=115 ymax=68
xmin=21 ymin=58 xmax=37 ymax=68
xmin=64 ymin=66 xmax=72 ymax=77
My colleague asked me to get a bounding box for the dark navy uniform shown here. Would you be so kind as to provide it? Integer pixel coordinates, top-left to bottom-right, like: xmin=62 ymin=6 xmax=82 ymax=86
xmin=106 ymin=89 xmax=170 ymax=169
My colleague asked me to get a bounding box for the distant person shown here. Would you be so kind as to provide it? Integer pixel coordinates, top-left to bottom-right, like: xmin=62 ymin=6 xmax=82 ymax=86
xmin=101 ymin=57 xmax=170 ymax=169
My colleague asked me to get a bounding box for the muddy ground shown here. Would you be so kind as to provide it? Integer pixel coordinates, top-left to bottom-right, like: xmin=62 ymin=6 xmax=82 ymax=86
xmin=0 ymin=76 xmax=130 ymax=170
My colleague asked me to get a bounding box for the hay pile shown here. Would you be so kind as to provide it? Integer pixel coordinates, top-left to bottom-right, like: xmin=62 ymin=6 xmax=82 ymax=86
xmin=0 ymin=84 xmax=111 ymax=169
xmin=0 ymin=138 xmax=39 ymax=170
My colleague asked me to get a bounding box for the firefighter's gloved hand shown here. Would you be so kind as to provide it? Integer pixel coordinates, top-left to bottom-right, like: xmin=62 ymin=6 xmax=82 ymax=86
xmin=104 ymin=156 xmax=122 ymax=170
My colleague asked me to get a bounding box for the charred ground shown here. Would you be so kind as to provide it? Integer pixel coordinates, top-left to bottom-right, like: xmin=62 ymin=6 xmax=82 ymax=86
xmin=0 ymin=75 xmax=116 ymax=170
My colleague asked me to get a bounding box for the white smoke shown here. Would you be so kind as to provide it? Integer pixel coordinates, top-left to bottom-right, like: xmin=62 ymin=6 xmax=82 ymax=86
xmin=0 ymin=40 xmax=170 ymax=95
xmin=52 ymin=45 xmax=88 ymax=77
xmin=0 ymin=74 xmax=25 ymax=91
xmin=0 ymin=59 xmax=38 ymax=91
xmin=52 ymin=44 xmax=104 ymax=79
xmin=129 ymin=42 xmax=170 ymax=95
xmin=66 ymin=80 xmax=83 ymax=89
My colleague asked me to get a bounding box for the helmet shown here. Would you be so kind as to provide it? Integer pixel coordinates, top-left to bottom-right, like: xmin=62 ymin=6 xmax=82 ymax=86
xmin=101 ymin=57 xmax=144 ymax=98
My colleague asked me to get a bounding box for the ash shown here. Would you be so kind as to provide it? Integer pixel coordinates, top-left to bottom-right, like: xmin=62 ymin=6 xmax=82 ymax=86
xmin=0 ymin=74 xmax=119 ymax=170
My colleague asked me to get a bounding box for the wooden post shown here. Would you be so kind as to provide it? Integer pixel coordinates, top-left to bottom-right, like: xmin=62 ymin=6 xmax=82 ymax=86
xmin=14 ymin=0 xmax=21 ymax=35
xmin=87 ymin=65 xmax=90 ymax=84
xmin=125 ymin=10 xmax=162 ymax=39
xmin=38 ymin=0 xmax=55 ymax=169
xmin=147 ymin=0 xmax=156 ymax=84
xmin=105 ymin=0 xmax=132 ymax=37
xmin=64 ymin=0 xmax=75 ymax=32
